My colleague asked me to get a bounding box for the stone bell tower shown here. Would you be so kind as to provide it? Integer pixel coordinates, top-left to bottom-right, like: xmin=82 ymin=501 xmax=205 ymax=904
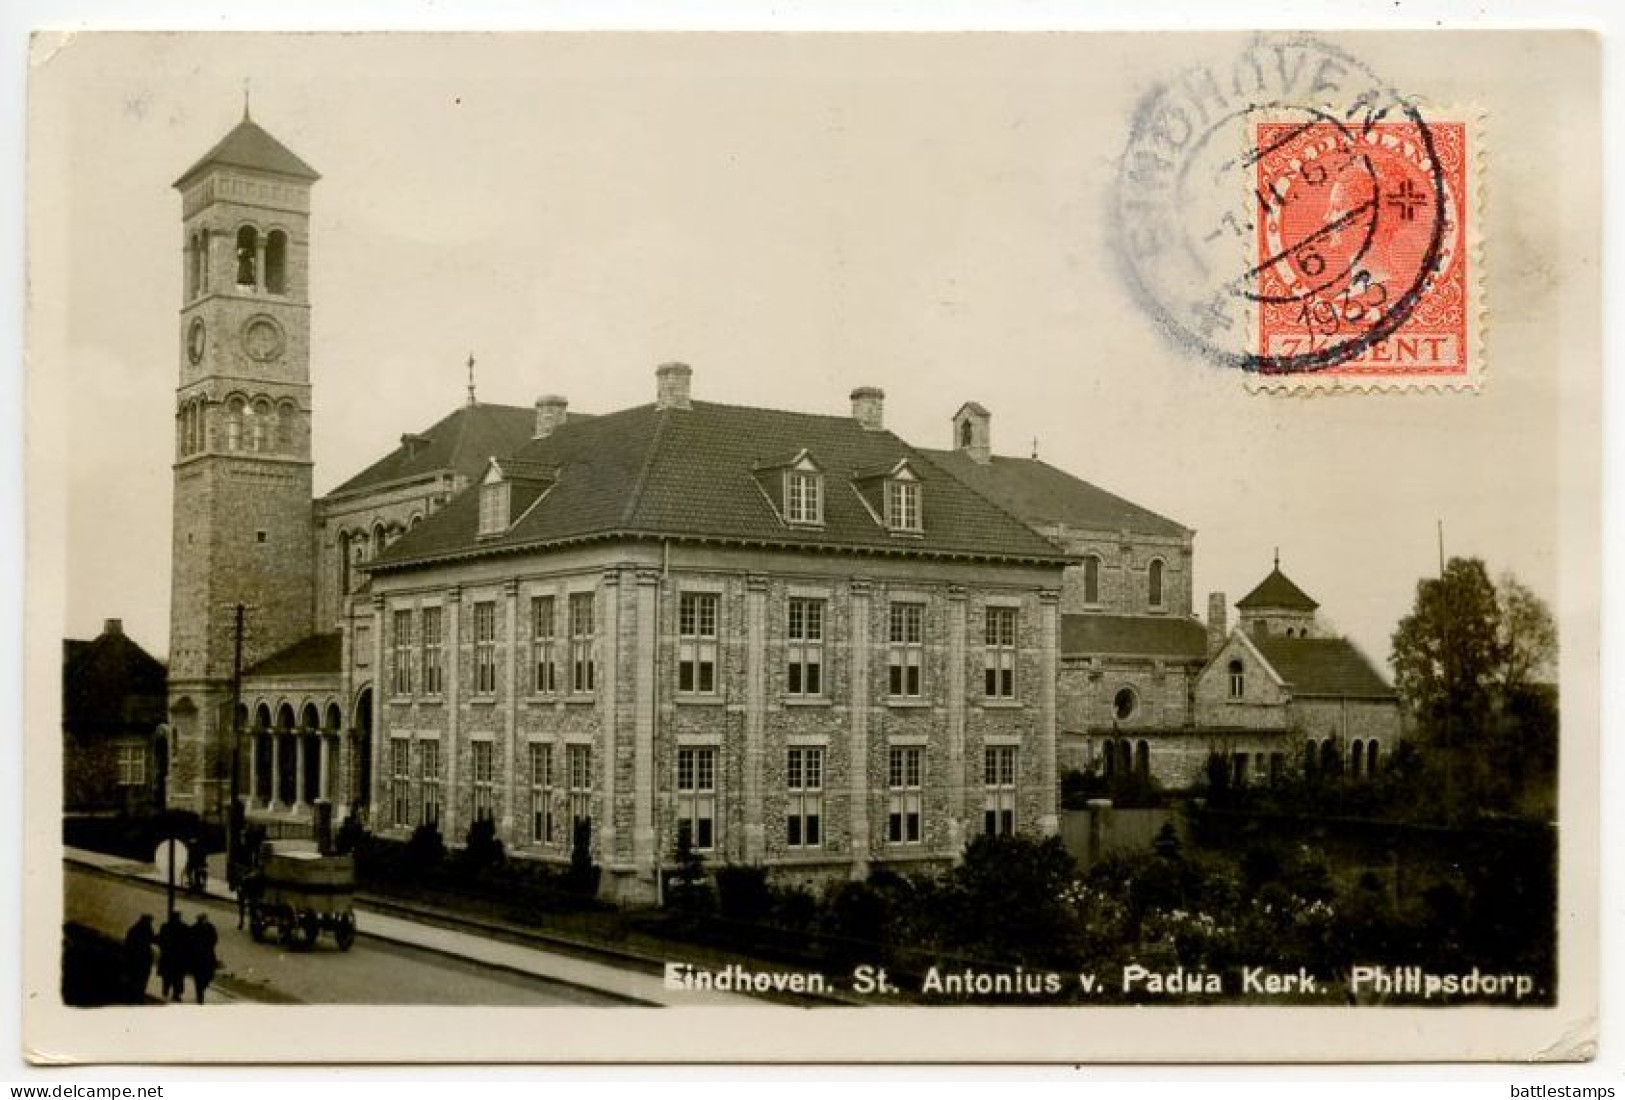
xmin=166 ymin=105 xmax=320 ymax=819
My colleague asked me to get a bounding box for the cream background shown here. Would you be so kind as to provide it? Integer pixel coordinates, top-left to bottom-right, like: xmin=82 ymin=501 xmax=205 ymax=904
xmin=20 ymin=29 xmax=1602 ymax=1065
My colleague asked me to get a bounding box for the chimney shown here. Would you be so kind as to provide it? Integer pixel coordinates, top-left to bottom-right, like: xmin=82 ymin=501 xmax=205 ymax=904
xmin=850 ymin=386 xmax=885 ymax=431
xmin=953 ymin=402 xmax=992 ymax=464
xmin=103 ymin=618 xmax=123 ymax=637
xmin=1206 ymin=592 xmax=1228 ymax=657
xmin=655 ymin=362 xmax=693 ymax=411
xmin=534 ymin=394 xmax=568 ymax=439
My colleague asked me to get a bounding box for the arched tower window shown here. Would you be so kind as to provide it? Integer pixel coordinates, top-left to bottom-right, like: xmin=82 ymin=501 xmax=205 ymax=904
xmin=1083 ymin=554 xmax=1101 ymax=605
xmin=276 ymin=400 xmax=296 ymax=452
xmin=959 ymin=420 xmax=973 ymax=448
xmin=187 ymin=232 xmax=201 ymax=299
xmin=372 ymin=522 xmax=387 ymax=558
xmin=1148 ymin=558 xmax=1165 ymax=609
xmin=225 ymin=397 xmax=245 ymax=451
xmin=265 ymin=230 xmax=288 ymax=295
xmin=251 ymin=398 xmax=271 ymax=452
xmin=235 ymin=226 xmax=259 ymax=288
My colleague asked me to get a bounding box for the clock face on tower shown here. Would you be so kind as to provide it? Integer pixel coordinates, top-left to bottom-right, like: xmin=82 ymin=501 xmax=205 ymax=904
xmin=187 ymin=317 xmax=206 ymax=365
xmin=242 ymin=316 xmax=286 ymax=363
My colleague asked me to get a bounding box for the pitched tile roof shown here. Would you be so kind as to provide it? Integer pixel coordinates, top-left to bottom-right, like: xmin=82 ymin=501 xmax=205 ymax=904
xmin=174 ymin=118 xmax=320 ymax=188
xmin=922 ymin=450 xmax=1189 ymax=539
xmin=1061 ymin=614 xmax=1210 ymax=659
xmin=1237 ymin=566 xmax=1320 ymax=611
xmin=370 ymin=400 xmax=1073 ymax=570
xmin=63 ymin=630 xmax=167 ymax=732
xmin=1250 ymin=636 xmax=1394 ymax=698
xmin=243 ymin=633 xmax=342 ymax=679
xmin=326 ymin=403 xmax=552 ymax=498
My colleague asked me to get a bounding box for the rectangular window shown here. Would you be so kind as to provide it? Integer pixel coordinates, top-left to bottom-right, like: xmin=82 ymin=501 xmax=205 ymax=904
xmin=391 ymin=609 xmax=414 ymax=696
xmin=472 ymin=600 xmax=497 ymax=695
xmin=531 ymin=595 xmax=557 ymax=694
xmin=786 ymin=746 xmax=824 ymax=849
xmin=785 ymin=470 xmax=822 ymax=524
xmin=529 ymin=742 xmax=554 ymax=845
xmin=116 ymin=744 xmax=145 ymax=787
xmin=421 ymin=606 xmax=444 ymax=695
xmin=390 ymin=737 xmax=411 ymax=828
xmin=983 ymin=606 xmax=1017 ymax=699
xmin=888 ymin=602 xmax=924 ymax=698
xmin=478 ymin=481 xmax=507 ymax=537
xmin=786 ymin=597 xmax=825 ymax=697
xmin=887 ymin=478 xmax=922 ymax=532
xmin=675 ymin=747 xmax=717 ymax=852
xmin=984 ymin=745 xmax=1017 ymax=836
xmin=355 ymin=623 xmax=371 ymax=667
xmin=418 ymin=739 xmax=440 ymax=827
xmin=569 ymin=593 xmax=596 ymax=694
xmin=887 ymin=746 xmax=923 ymax=844
xmin=471 ymin=740 xmax=495 ymax=821
xmin=566 ymin=744 xmax=593 ymax=836
xmin=677 ymin=592 xmax=719 ymax=695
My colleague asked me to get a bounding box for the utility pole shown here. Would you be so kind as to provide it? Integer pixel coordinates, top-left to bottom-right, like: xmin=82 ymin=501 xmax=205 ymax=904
xmin=227 ymin=603 xmax=246 ymax=872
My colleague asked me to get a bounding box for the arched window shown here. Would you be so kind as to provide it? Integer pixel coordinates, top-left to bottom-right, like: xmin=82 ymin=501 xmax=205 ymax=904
xmin=276 ymin=400 xmax=296 ymax=452
xmin=235 ymin=226 xmax=259 ymax=287
xmin=337 ymin=531 xmax=351 ymax=595
xmin=187 ymin=232 xmax=201 ymax=298
xmin=251 ymin=398 xmax=271 ymax=451
xmin=1101 ymin=740 xmax=1116 ymax=780
xmin=1135 ymin=740 xmax=1150 ymax=779
xmin=1148 ymin=559 xmax=1165 ymax=608
xmin=225 ymin=397 xmax=245 ymax=451
xmin=265 ymin=230 xmax=288 ymax=295
xmin=1083 ymin=554 xmax=1101 ymax=605
xmin=1350 ymin=739 xmax=1364 ymax=778
xmin=1367 ymin=740 xmax=1380 ymax=775
xmin=409 ymin=514 xmax=423 ymax=529
xmin=373 ymin=522 xmax=387 ymax=557
xmin=1304 ymin=739 xmax=1319 ymax=779
xmin=1321 ymin=738 xmax=1339 ymax=776
xmin=1227 ymin=659 xmax=1245 ymax=699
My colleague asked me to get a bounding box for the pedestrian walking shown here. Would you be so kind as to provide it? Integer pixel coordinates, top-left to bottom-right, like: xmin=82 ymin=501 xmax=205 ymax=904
xmin=189 ymin=913 xmax=219 ymax=1004
xmin=155 ymin=911 xmax=190 ymax=1001
xmin=120 ymin=914 xmax=155 ymax=1003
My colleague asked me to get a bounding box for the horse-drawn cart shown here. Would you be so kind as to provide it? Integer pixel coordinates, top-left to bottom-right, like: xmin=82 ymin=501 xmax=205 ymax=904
xmin=244 ymin=843 xmax=357 ymax=951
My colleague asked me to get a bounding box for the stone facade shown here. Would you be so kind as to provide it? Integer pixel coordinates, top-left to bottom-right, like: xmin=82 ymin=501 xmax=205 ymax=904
xmin=368 ymin=544 xmax=1062 ymax=904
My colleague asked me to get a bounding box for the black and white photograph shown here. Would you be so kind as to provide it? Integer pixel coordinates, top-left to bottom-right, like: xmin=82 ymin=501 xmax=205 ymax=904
xmin=20 ymin=27 xmax=1603 ymax=1065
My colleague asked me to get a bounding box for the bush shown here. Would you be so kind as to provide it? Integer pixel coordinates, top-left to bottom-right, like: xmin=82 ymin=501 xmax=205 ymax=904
xmin=564 ymin=817 xmax=601 ymax=897
xmin=715 ymin=865 xmax=772 ymax=925
xmin=461 ymin=815 xmax=506 ymax=873
xmin=405 ymin=821 xmax=447 ymax=869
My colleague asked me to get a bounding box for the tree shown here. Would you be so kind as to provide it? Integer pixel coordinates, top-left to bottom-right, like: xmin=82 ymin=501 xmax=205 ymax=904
xmin=1390 ymin=558 xmax=1558 ymax=817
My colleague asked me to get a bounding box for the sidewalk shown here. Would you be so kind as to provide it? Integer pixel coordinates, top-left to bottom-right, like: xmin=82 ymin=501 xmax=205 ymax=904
xmin=66 ymin=846 xmax=759 ymax=1007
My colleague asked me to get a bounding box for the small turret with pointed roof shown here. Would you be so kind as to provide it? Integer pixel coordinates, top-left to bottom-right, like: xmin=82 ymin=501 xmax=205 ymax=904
xmin=1237 ymin=550 xmax=1319 ymax=638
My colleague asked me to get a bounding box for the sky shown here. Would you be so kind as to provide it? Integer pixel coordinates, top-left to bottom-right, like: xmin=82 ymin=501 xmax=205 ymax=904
xmin=29 ymin=32 xmax=1582 ymax=668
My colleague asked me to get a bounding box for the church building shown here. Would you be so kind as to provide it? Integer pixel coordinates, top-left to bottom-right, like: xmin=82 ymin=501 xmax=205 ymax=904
xmin=159 ymin=111 xmax=1399 ymax=903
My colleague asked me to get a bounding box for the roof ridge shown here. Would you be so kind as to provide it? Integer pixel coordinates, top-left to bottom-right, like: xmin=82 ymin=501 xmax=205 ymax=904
xmin=619 ymin=407 xmax=668 ymax=527
xmin=912 ymin=447 xmax=1070 ymax=556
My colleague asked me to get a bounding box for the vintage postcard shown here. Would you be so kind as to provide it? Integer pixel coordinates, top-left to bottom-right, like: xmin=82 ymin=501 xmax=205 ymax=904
xmin=22 ymin=30 xmax=1601 ymax=1064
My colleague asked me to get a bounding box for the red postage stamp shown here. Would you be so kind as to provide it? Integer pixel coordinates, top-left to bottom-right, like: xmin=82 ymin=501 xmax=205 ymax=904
xmin=1251 ymin=117 xmax=1474 ymax=390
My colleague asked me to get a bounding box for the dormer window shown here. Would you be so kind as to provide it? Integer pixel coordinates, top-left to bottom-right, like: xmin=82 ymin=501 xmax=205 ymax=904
xmin=886 ymin=471 xmax=922 ymax=533
xmin=478 ymin=480 xmax=510 ymax=537
xmin=785 ymin=466 xmax=823 ymax=525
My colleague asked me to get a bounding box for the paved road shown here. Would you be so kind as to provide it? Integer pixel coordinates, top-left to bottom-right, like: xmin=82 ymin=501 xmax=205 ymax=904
xmin=65 ymin=863 xmax=632 ymax=1006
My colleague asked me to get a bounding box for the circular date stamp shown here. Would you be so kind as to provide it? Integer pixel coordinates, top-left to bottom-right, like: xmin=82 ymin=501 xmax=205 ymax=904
xmin=1114 ymin=34 xmax=1474 ymax=387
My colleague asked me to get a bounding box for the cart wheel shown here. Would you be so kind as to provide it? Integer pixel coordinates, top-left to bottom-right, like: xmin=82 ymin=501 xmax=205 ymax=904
xmin=299 ymin=911 xmax=320 ymax=948
xmin=334 ymin=912 xmax=356 ymax=952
